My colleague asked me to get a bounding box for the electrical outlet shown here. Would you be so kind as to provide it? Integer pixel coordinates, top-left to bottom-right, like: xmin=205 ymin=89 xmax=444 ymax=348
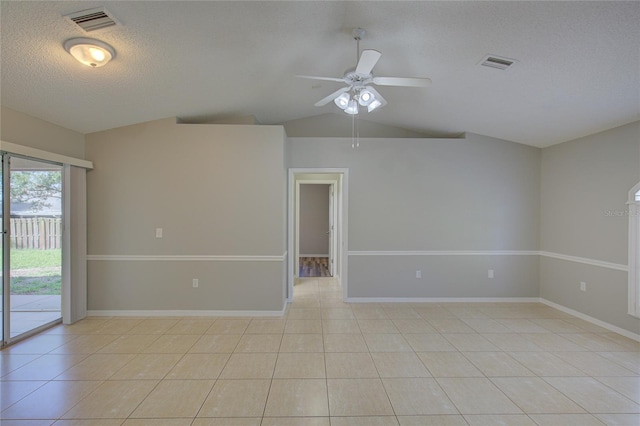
xmin=416 ymin=270 xmax=421 ymax=278
xmin=155 ymin=228 xmax=163 ymax=238
xmin=580 ymin=281 xmax=586 ymax=292
xmin=488 ymin=269 xmax=494 ymax=279
xmin=192 ymin=278 xmax=199 ymax=288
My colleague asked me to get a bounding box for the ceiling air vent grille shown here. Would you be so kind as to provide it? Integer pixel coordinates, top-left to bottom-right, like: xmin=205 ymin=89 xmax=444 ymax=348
xmin=479 ymin=55 xmax=518 ymax=71
xmin=64 ymin=7 xmax=118 ymax=32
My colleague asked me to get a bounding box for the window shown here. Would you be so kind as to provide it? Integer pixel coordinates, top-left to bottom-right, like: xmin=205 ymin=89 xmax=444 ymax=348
xmin=629 ymin=183 xmax=640 ymax=317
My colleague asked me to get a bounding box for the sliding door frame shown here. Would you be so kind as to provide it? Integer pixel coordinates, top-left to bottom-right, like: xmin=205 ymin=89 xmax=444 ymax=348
xmin=0 ymin=142 xmax=90 ymax=347
xmin=2 ymin=154 xmax=9 ymax=344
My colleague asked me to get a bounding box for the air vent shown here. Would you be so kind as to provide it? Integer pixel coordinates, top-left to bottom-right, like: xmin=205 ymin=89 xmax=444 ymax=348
xmin=479 ymin=55 xmax=518 ymax=71
xmin=64 ymin=7 xmax=118 ymax=32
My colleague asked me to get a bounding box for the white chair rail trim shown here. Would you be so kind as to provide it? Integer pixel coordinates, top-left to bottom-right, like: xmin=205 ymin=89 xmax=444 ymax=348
xmin=348 ymin=250 xmax=538 ymax=256
xmin=87 ymin=253 xmax=287 ymax=262
xmin=347 ymin=250 xmax=627 ymax=272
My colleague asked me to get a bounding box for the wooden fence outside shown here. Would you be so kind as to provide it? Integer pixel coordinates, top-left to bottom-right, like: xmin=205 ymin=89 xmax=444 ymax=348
xmin=9 ymin=217 xmax=62 ymax=249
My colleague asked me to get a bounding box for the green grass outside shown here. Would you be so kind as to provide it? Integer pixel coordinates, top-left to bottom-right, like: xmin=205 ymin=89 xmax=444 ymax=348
xmin=9 ymin=248 xmax=61 ymax=269
xmin=0 ymin=249 xmax=62 ymax=295
xmin=11 ymin=276 xmax=61 ymax=295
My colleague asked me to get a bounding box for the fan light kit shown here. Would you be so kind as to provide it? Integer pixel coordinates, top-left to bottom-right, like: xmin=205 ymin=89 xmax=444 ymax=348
xmin=64 ymin=37 xmax=115 ymax=68
xmin=335 ymin=86 xmax=382 ymax=114
xmin=297 ymin=28 xmax=431 ymax=115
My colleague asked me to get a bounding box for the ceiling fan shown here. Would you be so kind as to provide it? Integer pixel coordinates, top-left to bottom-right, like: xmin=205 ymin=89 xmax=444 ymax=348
xmin=297 ymin=28 xmax=432 ymax=114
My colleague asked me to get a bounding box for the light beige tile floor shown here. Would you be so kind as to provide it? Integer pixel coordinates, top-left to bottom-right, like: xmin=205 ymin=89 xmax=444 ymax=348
xmin=1 ymin=277 xmax=639 ymax=425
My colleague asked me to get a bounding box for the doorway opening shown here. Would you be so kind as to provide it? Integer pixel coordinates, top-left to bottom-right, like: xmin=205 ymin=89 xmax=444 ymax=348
xmin=299 ymin=183 xmax=332 ymax=278
xmin=287 ymin=169 xmax=348 ymax=302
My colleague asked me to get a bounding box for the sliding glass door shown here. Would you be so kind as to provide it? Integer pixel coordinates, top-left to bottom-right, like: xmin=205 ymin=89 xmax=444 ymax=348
xmin=1 ymin=154 xmax=63 ymax=345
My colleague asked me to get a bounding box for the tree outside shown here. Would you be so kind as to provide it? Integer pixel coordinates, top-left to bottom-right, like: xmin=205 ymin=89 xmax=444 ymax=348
xmin=10 ymin=171 xmax=62 ymax=213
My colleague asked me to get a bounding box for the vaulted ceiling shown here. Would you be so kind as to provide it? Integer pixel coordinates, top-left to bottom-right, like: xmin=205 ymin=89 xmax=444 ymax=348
xmin=1 ymin=1 xmax=638 ymax=147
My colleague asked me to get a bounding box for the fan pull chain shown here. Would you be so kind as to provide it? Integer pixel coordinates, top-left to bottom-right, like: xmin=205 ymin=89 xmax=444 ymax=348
xmin=351 ymin=114 xmax=355 ymax=148
xmin=351 ymin=114 xmax=360 ymax=149
xmin=356 ymin=114 xmax=360 ymax=147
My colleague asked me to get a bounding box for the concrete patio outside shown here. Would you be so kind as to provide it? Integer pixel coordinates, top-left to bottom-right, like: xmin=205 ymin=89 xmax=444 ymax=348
xmin=1 ymin=294 xmax=61 ymax=338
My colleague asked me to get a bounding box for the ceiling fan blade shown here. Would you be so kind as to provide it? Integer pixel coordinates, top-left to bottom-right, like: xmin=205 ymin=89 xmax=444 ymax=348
xmin=372 ymin=76 xmax=432 ymax=87
xmin=296 ymin=75 xmax=346 ymax=83
xmin=355 ymin=49 xmax=382 ymax=76
xmin=314 ymin=87 xmax=350 ymax=107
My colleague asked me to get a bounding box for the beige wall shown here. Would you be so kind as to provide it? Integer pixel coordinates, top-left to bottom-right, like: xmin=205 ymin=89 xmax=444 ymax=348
xmin=540 ymin=121 xmax=640 ymax=334
xmin=288 ymin=133 xmax=541 ymax=299
xmin=0 ymin=106 xmax=85 ymax=158
xmin=541 ymin=122 xmax=639 ymax=264
xmin=5 ymin=106 xmax=639 ymax=334
xmin=299 ymin=184 xmax=330 ymax=256
xmin=85 ymin=118 xmax=287 ymax=312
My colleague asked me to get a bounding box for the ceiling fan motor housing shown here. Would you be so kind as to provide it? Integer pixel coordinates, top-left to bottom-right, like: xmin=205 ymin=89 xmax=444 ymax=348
xmin=344 ymin=70 xmax=372 ymax=86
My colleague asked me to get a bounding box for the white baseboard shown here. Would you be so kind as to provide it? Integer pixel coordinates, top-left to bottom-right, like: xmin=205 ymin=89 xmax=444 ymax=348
xmin=87 ymin=307 xmax=287 ymax=318
xmin=300 ymin=254 xmax=329 ymax=258
xmin=345 ymin=297 xmax=540 ymax=303
xmin=539 ymin=299 xmax=640 ymax=342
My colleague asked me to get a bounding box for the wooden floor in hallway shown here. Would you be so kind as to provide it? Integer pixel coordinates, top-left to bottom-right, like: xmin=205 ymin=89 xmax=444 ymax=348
xmin=299 ymin=256 xmax=331 ymax=277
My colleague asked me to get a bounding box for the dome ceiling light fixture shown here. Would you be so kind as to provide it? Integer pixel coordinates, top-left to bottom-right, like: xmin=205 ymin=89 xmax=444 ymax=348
xmin=64 ymin=37 xmax=115 ymax=68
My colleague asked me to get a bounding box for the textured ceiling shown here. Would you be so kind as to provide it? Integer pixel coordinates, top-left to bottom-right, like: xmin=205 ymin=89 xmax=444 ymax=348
xmin=1 ymin=1 xmax=638 ymax=147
